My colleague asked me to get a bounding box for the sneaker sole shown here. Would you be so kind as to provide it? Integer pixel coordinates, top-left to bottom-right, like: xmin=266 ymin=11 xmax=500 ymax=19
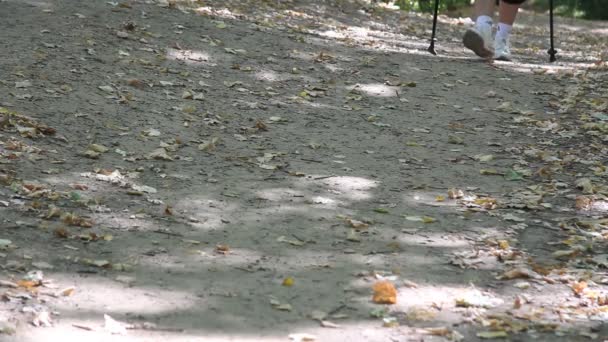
xmin=495 ymin=54 xmax=512 ymax=61
xmin=463 ymin=29 xmax=493 ymax=58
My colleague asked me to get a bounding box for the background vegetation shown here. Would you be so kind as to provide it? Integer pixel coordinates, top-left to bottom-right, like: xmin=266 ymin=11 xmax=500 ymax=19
xmin=389 ymin=0 xmax=608 ymax=20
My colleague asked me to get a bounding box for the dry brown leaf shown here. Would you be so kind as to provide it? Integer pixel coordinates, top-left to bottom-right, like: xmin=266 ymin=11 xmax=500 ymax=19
xmin=215 ymin=244 xmax=230 ymax=255
xmin=54 ymin=227 xmax=70 ymax=238
xmin=575 ymin=196 xmax=593 ymax=211
xmin=372 ymin=281 xmax=397 ymax=304
xmin=346 ymin=218 xmax=368 ymax=230
xmin=448 ymin=188 xmax=464 ymax=199
xmin=59 ymin=286 xmax=76 ymax=297
xmin=406 ymin=307 xmax=437 ymax=321
xmin=70 ymin=183 xmax=89 ymax=191
xmin=255 ymin=119 xmax=268 ymax=131
xmin=126 ymin=78 xmax=145 ymax=89
xmin=571 ymin=281 xmax=587 ymax=296
xmin=498 ymin=267 xmax=540 ymax=280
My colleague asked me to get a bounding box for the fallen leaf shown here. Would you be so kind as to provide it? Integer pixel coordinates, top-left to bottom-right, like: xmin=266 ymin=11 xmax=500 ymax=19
xmin=575 ymin=196 xmax=593 ymax=210
xmin=475 ymin=154 xmax=494 ymax=162
xmin=59 ymin=286 xmax=76 ymax=297
xmin=576 ymin=178 xmax=594 ymax=194
xmin=372 ymin=281 xmax=397 ymax=304
xmin=143 ymin=128 xmax=161 ymax=137
xmin=98 ymin=85 xmax=115 ymax=93
xmin=148 ymin=148 xmax=173 ymax=160
xmin=54 ymin=228 xmax=69 ymax=238
xmin=198 ymin=137 xmax=219 ymax=152
xmin=346 ymin=229 xmax=360 ymax=242
xmin=282 ymin=277 xmax=294 ymax=287
xmin=448 ymin=188 xmax=464 ymax=199
xmin=382 ymin=316 xmax=399 ymax=327
xmin=477 ymin=331 xmax=508 ymax=339
xmin=498 ymin=267 xmax=540 ymax=280
xmin=571 ymin=281 xmax=587 ymax=295
xmin=276 ymin=303 xmax=293 ymax=311
xmin=455 ymin=289 xmax=503 ymax=308
xmin=215 ymin=244 xmax=230 ymax=254
xmin=346 ymin=218 xmax=369 ymax=229
xmin=88 ymin=144 xmax=109 ymax=153
xmin=498 ymin=240 xmax=510 ymax=250
xmin=480 ymin=169 xmax=501 ymax=175
xmin=277 ymin=236 xmax=306 ymax=246
xmin=406 ymin=307 xmax=437 ymax=321
xmin=448 ymin=135 xmax=464 ymax=145
xmin=504 ymin=169 xmax=524 ymax=181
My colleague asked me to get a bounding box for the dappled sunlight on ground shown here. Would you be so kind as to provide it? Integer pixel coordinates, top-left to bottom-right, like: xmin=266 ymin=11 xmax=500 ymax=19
xmin=314 ymin=176 xmax=378 ymax=201
xmin=253 ymin=69 xmax=284 ymax=82
xmin=2 ymin=0 xmax=607 ymax=340
xmin=50 ymin=275 xmax=196 ymax=314
xmin=166 ymin=48 xmax=213 ymax=65
xmin=398 ymin=232 xmax=471 ymax=249
xmin=347 ymin=83 xmax=400 ymax=98
xmin=255 ymin=187 xmax=306 ymax=201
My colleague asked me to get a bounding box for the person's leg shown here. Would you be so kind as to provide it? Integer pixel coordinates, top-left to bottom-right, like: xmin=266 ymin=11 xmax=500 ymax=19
xmin=474 ymin=0 xmax=496 ymax=19
xmin=463 ymin=0 xmax=496 ymax=58
xmin=498 ymin=0 xmax=522 ymax=25
xmin=495 ymin=0 xmax=524 ymax=60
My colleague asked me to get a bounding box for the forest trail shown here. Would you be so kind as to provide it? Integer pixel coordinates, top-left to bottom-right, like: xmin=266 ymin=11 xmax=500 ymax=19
xmin=1 ymin=0 xmax=607 ymax=341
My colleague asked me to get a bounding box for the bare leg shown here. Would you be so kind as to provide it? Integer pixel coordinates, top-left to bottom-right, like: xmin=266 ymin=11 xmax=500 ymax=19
xmin=498 ymin=1 xmax=521 ymax=25
xmin=474 ymin=0 xmax=496 ymax=19
xmin=494 ymin=1 xmax=522 ymax=60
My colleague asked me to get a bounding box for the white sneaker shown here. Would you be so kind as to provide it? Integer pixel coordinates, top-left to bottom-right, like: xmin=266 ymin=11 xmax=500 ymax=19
xmin=494 ymin=36 xmax=512 ymax=61
xmin=463 ymin=26 xmax=493 ymax=58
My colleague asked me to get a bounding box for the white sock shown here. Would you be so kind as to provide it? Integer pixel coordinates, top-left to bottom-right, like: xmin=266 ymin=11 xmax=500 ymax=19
xmin=496 ymin=23 xmax=512 ymax=41
xmin=475 ymin=15 xmax=493 ymax=30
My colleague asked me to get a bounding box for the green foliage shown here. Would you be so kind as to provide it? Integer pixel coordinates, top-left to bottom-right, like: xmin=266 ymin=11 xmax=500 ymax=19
xmin=391 ymin=0 xmax=607 ymax=20
xmin=394 ymin=0 xmax=471 ymax=12
xmin=531 ymin=0 xmax=608 ymax=20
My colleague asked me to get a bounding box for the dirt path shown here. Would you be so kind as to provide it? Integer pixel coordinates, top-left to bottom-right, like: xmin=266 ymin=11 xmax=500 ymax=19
xmin=1 ymin=0 xmax=607 ymax=341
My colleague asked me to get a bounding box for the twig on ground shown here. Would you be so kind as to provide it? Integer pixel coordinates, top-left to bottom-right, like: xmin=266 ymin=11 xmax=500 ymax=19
xmin=152 ymin=229 xmax=183 ymax=237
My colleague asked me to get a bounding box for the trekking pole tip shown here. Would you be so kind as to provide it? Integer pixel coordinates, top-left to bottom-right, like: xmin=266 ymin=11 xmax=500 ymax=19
xmin=428 ymin=41 xmax=437 ymax=55
xmin=548 ymin=48 xmax=557 ymax=63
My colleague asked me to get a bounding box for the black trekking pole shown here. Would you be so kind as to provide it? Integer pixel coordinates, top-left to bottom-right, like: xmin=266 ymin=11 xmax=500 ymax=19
xmin=548 ymin=0 xmax=557 ymax=62
xmin=428 ymin=0 xmax=440 ymax=55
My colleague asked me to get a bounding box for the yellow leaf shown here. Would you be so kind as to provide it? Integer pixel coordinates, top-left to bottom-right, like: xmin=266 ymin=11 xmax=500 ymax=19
xmin=498 ymin=240 xmax=509 ymax=250
xmin=422 ymin=216 xmax=436 ymax=224
xmin=435 ymin=195 xmax=445 ymax=202
xmin=480 ymin=169 xmax=500 ymax=175
xmin=477 ymin=331 xmax=508 ymax=339
xmin=282 ymin=277 xmax=294 ymax=287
